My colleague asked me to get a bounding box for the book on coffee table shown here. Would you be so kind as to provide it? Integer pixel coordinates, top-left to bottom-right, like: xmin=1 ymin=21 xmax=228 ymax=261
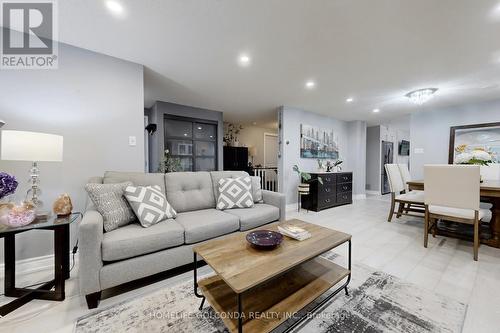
xmin=278 ymin=224 xmax=311 ymax=241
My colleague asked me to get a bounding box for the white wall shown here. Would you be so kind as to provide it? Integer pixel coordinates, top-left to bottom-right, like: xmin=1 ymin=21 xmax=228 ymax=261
xmin=0 ymin=39 xmax=145 ymax=262
xmin=278 ymin=106 xmax=366 ymax=204
xmin=410 ymin=99 xmax=500 ymax=179
xmin=235 ymin=125 xmax=278 ymax=166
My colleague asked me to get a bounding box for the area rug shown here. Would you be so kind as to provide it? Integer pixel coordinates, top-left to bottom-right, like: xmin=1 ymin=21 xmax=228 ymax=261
xmin=75 ymin=253 xmax=467 ymax=333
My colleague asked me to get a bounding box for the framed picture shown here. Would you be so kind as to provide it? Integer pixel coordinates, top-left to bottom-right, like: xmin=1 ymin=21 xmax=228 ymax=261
xmin=448 ymin=122 xmax=500 ymax=164
xmin=300 ymin=124 xmax=339 ymax=159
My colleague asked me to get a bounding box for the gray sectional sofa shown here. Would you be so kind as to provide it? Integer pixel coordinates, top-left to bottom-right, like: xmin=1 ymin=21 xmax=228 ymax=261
xmin=79 ymin=170 xmax=286 ymax=309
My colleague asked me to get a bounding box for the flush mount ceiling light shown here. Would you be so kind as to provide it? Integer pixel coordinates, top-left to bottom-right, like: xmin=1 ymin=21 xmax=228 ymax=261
xmin=105 ymin=0 xmax=125 ymax=17
xmin=405 ymin=88 xmax=438 ymax=105
xmin=238 ymin=54 xmax=251 ymax=67
xmin=305 ymin=80 xmax=316 ymax=89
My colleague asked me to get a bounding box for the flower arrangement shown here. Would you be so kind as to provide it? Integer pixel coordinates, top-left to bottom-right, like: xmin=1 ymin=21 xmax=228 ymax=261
xmin=0 ymin=172 xmax=18 ymax=200
xmin=454 ymin=146 xmax=493 ymax=166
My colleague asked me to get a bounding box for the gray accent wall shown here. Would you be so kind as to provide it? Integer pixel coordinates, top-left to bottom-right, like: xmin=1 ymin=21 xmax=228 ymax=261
xmin=410 ymin=99 xmax=500 ymax=179
xmin=148 ymin=101 xmax=224 ymax=172
xmin=278 ymin=106 xmax=366 ymax=204
xmin=0 ymin=37 xmax=145 ymax=263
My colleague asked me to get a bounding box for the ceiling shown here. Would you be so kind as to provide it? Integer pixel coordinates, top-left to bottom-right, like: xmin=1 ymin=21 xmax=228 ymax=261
xmin=53 ymin=0 xmax=500 ymax=125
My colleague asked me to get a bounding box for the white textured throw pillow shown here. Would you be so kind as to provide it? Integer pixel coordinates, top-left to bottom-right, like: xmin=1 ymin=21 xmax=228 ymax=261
xmin=217 ymin=176 xmax=254 ymax=210
xmin=85 ymin=182 xmax=135 ymax=232
xmin=250 ymin=176 xmax=264 ymax=203
xmin=124 ymin=185 xmax=177 ymax=227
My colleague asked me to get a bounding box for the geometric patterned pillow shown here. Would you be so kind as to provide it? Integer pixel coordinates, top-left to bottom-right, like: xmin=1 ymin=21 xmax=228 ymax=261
xmin=85 ymin=182 xmax=135 ymax=232
xmin=124 ymin=185 xmax=177 ymax=228
xmin=216 ymin=176 xmax=254 ymax=210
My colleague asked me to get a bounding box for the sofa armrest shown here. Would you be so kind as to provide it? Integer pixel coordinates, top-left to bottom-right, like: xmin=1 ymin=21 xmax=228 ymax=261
xmin=78 ymin=210 xmax=104 ymax=295
xmin=262 ymin=190 xmax=286 ymax=222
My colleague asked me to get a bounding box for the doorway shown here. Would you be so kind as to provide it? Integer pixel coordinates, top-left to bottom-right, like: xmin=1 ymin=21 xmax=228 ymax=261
xmin=264 ymin=133 xmax=278 ymax=167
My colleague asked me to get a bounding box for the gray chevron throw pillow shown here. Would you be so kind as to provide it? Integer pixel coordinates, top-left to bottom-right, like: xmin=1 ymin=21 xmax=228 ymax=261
xmin=217 ymin=176 xmax=254 ymax=210
xmin=124 ymin=185 xmax=177 ymax=227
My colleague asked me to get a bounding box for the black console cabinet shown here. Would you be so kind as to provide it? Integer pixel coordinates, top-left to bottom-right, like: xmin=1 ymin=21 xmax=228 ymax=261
xmin=301 ymin=172 xmax=353 ymax=211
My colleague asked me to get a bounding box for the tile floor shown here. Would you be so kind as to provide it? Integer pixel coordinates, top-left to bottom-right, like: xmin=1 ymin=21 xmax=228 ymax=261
xmin=1 ymin=195 xmax=499 ymax=333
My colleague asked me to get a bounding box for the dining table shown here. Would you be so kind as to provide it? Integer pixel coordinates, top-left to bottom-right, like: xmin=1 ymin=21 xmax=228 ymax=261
xmin=407 ymin=180 xmax=500 ymax=248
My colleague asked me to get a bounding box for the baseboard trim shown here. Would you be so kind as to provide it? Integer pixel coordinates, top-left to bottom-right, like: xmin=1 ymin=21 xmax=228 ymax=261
xmin=365 ymin=190 xmax=380 ymax=196
xmin=0 ymin=252 xmax=77 ymax=278
xmin=353 ymin=194 xmax=366 ymax=200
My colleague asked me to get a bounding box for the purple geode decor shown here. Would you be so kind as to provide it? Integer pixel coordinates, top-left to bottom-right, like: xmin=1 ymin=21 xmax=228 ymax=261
xmin=0 ymin=172 xmax=18 ymax=200
xmin=246 ymin=230 xmax=283 ymax=250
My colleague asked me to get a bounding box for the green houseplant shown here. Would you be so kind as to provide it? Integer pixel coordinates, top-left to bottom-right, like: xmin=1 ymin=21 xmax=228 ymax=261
xmin=158 ymin=149 xmax=182 ymax=173
xmin=292 ymin=165 xmax=323 ymax=194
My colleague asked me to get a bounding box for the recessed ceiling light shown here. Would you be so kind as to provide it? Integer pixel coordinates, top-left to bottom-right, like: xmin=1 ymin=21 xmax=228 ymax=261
xmin=105 ymin=0 xmax=125 ymax=17
xmin=305 ymin=80 xmax=316 ymax=89
xmin=238 ymin=54 xmax=251 ymax=67
xmin=346 ymin=97 xmax=354 ymax=103
xmin=252 ymin=122 xmax=257 ymax=125
xmin=372 ymin=109 xmax=380 ymax=113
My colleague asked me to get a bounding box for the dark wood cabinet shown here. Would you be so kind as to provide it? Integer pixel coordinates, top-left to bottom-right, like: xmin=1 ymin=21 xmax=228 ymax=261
xmin=223 ymin=146 xmax=248 ymax=171
xmin=301 ymin=172 xmax=353 ymax=211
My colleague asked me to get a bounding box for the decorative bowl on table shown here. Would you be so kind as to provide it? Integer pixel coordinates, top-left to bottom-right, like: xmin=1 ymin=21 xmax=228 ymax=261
xmin=246 ymin=230 xmax=283 ymax=250
xmin=0 ymin=202 xmax=36 ymax=227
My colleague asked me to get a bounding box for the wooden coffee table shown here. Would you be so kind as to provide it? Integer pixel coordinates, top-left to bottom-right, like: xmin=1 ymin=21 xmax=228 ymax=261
xmin=193 ymin=219 xmax=351 ymax=333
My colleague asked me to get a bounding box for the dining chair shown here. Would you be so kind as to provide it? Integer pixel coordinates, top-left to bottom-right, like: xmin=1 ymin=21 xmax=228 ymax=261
xmin=398 ymin=164 xmax=420 ymax=192
xmin=398 ymin=163 xmax=424 ymax=214
xmin=385 ymin=164 xmax=425 ymax=222
xmin=424 ymin=165 xmax=489 ymax=261
xmin=480 ymin=165 xmax=499 ymax=212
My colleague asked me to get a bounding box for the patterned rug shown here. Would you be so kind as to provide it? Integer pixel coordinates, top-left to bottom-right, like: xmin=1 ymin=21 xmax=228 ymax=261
xmin=75 ymin=253 xmax=466 ymax=333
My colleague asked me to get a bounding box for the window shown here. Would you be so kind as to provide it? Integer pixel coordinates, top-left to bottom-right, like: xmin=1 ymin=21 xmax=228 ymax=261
xmin=164 ymin=116 xmax=217 ymax=171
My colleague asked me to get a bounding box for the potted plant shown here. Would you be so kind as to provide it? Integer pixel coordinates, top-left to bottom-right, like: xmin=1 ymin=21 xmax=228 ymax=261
xmin=223 ymin=123 xmax=243 ymax=147
xmin=292 ymin=165 xmax=323 ymax=194
xmin=158 ymin=149 xmax=182 ymax=173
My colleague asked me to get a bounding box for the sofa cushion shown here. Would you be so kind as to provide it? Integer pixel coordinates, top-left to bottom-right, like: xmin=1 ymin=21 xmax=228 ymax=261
xmin=165 ymin=172 xmax=215 ymax=213
xmin=104 ymin=171 xmax=166 ymax=194
xmin=216 ymin=176 xmax=254 ymax=210
xmin=210 ymin=171 xmax=249 ymax=199
xmin=250 ymin=176 xmax=263 ymax=203
xmin=225 ymin=203 xmax=280 ymax=231
xmin=85 ymin=182 xmax=135 ymax=232
xmin=102 ymin=220 xmax=185 ymax=261
xmin=175 ymin=209 xmax=239 ymax=244
xmin=124 ymin=185 xmax=177 ymax=228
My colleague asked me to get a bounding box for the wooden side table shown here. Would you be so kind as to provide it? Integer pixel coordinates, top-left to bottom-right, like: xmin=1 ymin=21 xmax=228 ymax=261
xmin=0 ymin=213 xmax=79 ymax=317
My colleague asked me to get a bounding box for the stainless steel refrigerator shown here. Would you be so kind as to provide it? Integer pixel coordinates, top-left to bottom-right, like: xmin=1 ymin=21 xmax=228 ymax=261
xmin=381 ymin=141 xmax=393 ymax=195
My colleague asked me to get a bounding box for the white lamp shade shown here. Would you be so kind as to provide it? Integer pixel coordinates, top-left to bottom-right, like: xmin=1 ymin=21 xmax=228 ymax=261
xmin=1 ymin=130 xmax=63 ymax=162
xmin=249 ymin=146 xmax=257 ymax=157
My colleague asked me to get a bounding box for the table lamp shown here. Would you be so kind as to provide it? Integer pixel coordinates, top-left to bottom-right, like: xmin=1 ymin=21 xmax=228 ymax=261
xmin=1 ymin=130 xmax=63 ymax=214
